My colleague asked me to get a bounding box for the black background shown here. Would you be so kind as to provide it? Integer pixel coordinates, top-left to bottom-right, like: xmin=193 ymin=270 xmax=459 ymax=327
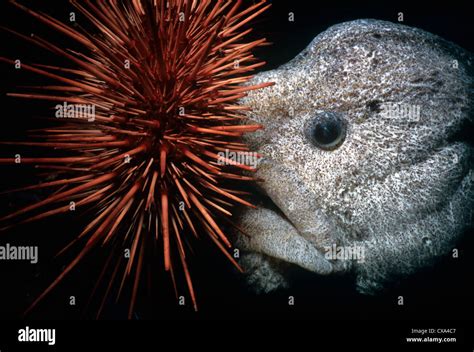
xmin=0 ymin=0 xmax=473 ymax=322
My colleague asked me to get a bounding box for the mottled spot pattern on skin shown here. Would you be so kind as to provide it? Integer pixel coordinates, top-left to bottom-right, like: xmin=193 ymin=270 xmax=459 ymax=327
xmin=236 ymin=20 xmax=473 ymax=294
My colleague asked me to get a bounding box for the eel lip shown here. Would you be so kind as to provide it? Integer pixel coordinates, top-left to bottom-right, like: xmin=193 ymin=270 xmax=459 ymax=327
xmin=242 ymin=185 xmax=334 ymax=275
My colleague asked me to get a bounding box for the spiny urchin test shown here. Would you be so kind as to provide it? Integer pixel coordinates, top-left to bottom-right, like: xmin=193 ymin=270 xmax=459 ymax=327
xmin=0 ymin=0 xmax=272 ymax=317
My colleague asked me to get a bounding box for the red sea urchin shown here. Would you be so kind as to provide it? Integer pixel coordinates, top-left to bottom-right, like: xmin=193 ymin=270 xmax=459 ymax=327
xmin=0 ymin=0 xmax=272 ymax=317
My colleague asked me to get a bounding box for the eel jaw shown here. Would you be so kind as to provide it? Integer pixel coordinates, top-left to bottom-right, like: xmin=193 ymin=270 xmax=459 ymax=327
xmin=237 ymin=188 xmax=335 ymax=276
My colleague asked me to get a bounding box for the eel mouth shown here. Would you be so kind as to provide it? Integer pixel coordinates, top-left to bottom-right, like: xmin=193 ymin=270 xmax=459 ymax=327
xmin=240 ymin=183 xmax=335 ymax=275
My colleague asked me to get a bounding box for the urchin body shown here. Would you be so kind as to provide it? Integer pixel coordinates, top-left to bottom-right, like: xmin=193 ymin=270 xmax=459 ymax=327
xmin=237 ymin=20 xmax=473 ymax=293
xmin=1 ymin=0 xmax=272 ymax=316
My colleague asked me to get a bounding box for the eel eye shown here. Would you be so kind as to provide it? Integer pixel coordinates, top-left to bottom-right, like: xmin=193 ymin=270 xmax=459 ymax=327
xmin=306 ymin=111 xmax=347 ymax=150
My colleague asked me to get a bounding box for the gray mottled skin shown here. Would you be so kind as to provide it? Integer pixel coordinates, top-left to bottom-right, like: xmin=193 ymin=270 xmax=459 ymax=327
xmin=235 ymin=20 xmax=473 ymax=294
